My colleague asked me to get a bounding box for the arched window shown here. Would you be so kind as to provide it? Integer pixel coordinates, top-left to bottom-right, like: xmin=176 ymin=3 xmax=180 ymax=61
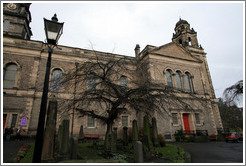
xmin=176 ymin=71 xmax=183 ymax=90
xmin=184 ymin=72 xmax=192 ymax=92
xmin=3 ymin=63 xmax=18 ymax=88
xmin=179 ymin=39 xmax=182 ymax=45
xmin=50 ymin=69 xmax=63 ymax=92
xmin=188 ymin=37 xmax=192 ymax=46
xmin=120 ymin=75 xmax=127 ymax=91
xmin=166 ymin=69 xmax=173 ymax=87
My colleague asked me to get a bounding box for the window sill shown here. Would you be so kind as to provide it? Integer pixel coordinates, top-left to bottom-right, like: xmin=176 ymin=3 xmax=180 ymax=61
xmin=87 ymin=127 xmax=96 ymax=129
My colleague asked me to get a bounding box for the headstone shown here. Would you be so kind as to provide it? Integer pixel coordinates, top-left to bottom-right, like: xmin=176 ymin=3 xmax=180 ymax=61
xmin=132 ymin=120 xmax=139 ymax=141
xmin=41 ymin=100 xmax=58 ymax=162
xmin=134 ymin=141 xmax=143 ymax=163
xmin=57 ymin=124 xmax=63 ymax=153
xmin=152 ymin=117 xmax=160 ymax=147
xmin=142 ymin=115 xmax=154 ymax=157
xmin=78 ymin=125 xmax=84 ymax=142
xmin=60 ymin=119 xmax=70 ymax=158
xmin=70 ymin=136 xmax=78 ymax=159
xmin=123 ymin=127 xmax=128 ymax=146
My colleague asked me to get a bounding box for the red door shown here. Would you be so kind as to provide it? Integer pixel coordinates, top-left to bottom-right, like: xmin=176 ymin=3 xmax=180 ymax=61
xmin=183 ymin=114 xmax=190 ymax=134
xmin=3 ymin=114 xmax=7 ymax=132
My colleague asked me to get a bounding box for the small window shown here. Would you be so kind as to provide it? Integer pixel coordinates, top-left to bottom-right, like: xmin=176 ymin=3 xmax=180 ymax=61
xmin=166 ymin=70 xmax=173 ymax=87
xmin=172 ymin=113 xmax=178 ymax=125
xmin=3 ymin=63 xmax=18 ymax=89
xmin=195 ymin=113 xmax=201 ymax=125
xmin=120 ymin=75 xmax=127 ymax=92
xmin=179 ymin=39 xmax=182 ymax=45
xmin=87 ymin=116 xmax=95 ymax=128
xmin=87 ymin=74 xmax=97 ymax=91
xmin=50 ymin=69 xmax=63 ymax=92
xmin=11 ymin=114 xmax=18 ymax=128
xmin=122 ymin=116 xmax=128 ymax=127
xmin=188 ymin=37 xmax=192 ymax=46
xmin=3 ymin=20 xmax=10 ymax=32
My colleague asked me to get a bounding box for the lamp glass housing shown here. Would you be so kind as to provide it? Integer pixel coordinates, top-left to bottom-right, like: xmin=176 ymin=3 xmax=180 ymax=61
xmin=44 ymin=18 xmax=64 ymax=45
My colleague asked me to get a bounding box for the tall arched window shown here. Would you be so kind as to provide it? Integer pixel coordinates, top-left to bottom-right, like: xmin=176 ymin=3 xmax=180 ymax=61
xmin=120 ymin=75 xmax=127 ymax=91
xmin=176 ymin=71 xmax=183 ymax=90
xmin=166 ymin=69 xmax=173 ymax=87
xmin=184 ymin=72 xmax=192 ymax=92
xmin=3 ymin=63 xmax=18 ymax=89
xmin=50 ymin=69 xmax=63 ymax=92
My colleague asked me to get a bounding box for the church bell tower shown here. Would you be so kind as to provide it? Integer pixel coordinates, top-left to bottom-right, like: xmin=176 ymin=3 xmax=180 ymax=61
xmin=3 ymin=3 xmax=32 ymax=40
xmin=172 ymin=18 xmax=201 ymax=49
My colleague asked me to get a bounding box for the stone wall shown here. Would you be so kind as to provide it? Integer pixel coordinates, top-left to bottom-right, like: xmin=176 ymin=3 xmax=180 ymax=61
xmin=3 ymin=36 xmax=222 ymax=140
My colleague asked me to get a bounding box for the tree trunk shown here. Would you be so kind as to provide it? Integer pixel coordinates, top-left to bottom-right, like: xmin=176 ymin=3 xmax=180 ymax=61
xmin=104 ymin=123 xmax=113 ymax=153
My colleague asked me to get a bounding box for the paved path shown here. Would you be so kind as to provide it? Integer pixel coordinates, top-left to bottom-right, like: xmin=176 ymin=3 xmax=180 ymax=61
xmin=176 ymin=142 xmax=243 ymax=163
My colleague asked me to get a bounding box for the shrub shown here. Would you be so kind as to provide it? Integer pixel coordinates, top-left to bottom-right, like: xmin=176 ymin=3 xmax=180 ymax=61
xmin=174 ymin=129 xmax=185 ymax=142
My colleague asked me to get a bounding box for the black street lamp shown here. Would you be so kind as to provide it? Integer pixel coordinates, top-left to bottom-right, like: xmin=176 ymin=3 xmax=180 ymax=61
xmin=32 ymin=14 xmax=64 ymax=163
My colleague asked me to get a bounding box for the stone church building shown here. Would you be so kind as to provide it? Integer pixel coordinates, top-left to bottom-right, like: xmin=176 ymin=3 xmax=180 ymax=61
xmin=2 ymin=3 xmax=223 ymax=141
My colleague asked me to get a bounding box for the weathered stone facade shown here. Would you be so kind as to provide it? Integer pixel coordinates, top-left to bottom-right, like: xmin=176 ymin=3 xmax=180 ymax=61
xmin=2 ymin=3 xmax=223 ymax=141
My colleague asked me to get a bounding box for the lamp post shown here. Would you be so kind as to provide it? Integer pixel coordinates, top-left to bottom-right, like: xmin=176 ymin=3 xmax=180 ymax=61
xmin=32 ymin=14 xmax=64 ymax=163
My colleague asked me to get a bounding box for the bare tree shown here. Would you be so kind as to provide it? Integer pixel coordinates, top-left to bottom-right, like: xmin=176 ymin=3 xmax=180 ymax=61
xmin=223 ymin=80 xmax=243 ymax=106
xmin=218 ymin=98 xmax=243 ymax=131
xmin=60 ymin=51 xmax=209 ymax=153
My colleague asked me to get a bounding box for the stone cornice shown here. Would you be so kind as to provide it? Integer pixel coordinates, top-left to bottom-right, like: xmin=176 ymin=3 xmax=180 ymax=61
xmin=150 ymin=52 xmax=203 ymax=63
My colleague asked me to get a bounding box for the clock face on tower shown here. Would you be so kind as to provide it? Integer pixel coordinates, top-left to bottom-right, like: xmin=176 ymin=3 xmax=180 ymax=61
xmin=7 ymin=3 xmax=17 ymax=10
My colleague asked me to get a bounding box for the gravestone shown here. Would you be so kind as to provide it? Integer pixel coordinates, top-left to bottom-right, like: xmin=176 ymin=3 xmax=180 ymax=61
xmin=57 ymin=124 xmax=63 ymax=154
xmin=123 ymin=127 xmax=128 ymax=146
xmin=78 ymin=125 xmax=84 ymax=142
xmin=152 ymin=117 xmax=160 ymax=147
xmin=134 ymin=141 xmax=143 ymax=163
xmin=60 ymin=119 xmax=70 ymax=159
xmin=41 ymin=100 xmax=58 ymax=162
xmin=70 ymin=136 xmax=78 ymax=159
xmin=143 ymin=115 xmax=154 ymax=158
xmin=132 ymin=120 xmax=139 ymax=141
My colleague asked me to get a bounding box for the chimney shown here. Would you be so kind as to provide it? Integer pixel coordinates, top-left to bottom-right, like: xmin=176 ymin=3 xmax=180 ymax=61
xmin=134 ymin=44 xmax=140 ymax=57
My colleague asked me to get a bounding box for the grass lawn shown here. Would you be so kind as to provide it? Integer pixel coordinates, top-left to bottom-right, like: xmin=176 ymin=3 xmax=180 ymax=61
xmin=17 ymin=141 xmax=185 ymax=163
xmin=155 ymin=144 xmax=185 ymax=163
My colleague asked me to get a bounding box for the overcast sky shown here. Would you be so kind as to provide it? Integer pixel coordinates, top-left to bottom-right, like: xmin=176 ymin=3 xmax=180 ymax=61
xmin=29 ymin=1 xmax=244 ymax=101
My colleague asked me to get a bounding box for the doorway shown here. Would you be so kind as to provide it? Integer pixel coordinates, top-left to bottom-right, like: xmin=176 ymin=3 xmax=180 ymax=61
xmin=183 ymin=114 xmax=190 ymax=134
